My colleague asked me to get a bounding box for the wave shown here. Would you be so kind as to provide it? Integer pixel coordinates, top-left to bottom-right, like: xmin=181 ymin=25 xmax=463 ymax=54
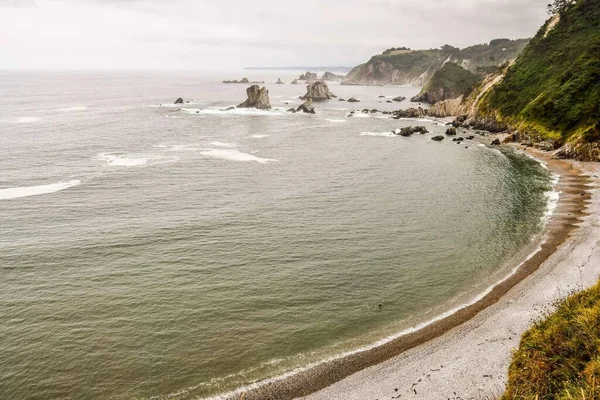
xmin=0 ymin=180 xmax=81 ymax=200
xmin=249 ymin=134 xmax=269 ymax=139
xmin=324 ymin=119 xmax=346 ymax=123
xmin=181 ymin=107 xmax=285 ymax=117
xmin=97 ymin=153 xmax=148 ymax=167
xmin=55 ymin=106 xmax=89 ymax=112
xmin=360 ymin=131 xmax=396 ymax=137
xmin=200 ymin=149 xmax=277 ymax=164
xmin=210 ymin=141 xmax=236 ymax=148
xmin=2 ymin=116 xmax=42 ymax=124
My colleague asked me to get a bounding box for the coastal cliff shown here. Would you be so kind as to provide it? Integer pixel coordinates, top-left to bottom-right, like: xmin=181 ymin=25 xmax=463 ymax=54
xmin=411 ymin=63 xmax=481 ymax=104
xmin=436 ymin=0 xmax=600 ymax=161
xmin=344 ymin=39 xmax=529 ymax=86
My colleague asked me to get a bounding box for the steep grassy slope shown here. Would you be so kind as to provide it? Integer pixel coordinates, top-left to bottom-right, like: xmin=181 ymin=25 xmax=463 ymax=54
xmin=480 ymin=0 xmax=600 ymax=144
xmin=502 ymin=282 xmax=600 ymax=399
xmin=411 ymin=63 xmax=482 ymax=103
xmin=344 ymin=39 xmax=528 ymax=85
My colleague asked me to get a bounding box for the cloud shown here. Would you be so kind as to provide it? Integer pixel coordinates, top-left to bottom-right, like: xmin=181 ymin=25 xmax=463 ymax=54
xmin=0 ymin=0 xmax=551 ymax=70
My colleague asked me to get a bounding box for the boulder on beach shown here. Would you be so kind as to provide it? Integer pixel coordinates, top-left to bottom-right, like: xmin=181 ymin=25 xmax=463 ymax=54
xmin=174 ymin=97 xmax=184 ymax=104
xmin=237 ymin=85 xmax=271 ymax=110
xmin=347 ymin=97 xmax=360 ymax=103
xmin=296 ymin=98 xmax=316 ymax=114
xmin=431 ymin=135 xmax=445 ymax=141
xmin=300 ymin=81 xmax=337 ymax=101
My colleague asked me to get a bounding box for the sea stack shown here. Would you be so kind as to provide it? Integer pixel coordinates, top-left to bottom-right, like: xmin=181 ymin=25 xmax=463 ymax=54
xmin=276 ymin=78 xmax=284 ymax=84
xmin=300 ymin=81 xmax=337 ymax=101
xmin=237 ymin=85 xmax=271 ymax=110
xmin=296 ymin=99 xmax=316 ymax=114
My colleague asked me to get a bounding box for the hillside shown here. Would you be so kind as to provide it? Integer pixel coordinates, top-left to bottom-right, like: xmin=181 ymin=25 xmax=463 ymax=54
xmin=503 ymin=281 xmax=600 ymax=399
xmin=343 ymin=39 xmax=529 ymax=86
xmin=477 ymin=0 xmax=600 ymax=152
xmin=411 ymin=63 xmax=482 ymax=103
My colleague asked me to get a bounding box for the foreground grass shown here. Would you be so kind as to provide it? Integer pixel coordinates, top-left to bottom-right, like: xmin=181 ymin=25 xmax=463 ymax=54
xmin=502 ymin=282 xmax=600 ymax=399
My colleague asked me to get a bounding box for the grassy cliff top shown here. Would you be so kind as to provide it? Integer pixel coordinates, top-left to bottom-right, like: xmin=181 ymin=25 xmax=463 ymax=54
xmin=503 ymin=281 xmax=600 ymax=399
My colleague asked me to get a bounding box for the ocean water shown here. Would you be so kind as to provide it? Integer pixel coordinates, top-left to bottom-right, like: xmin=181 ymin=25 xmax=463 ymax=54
xmin=0 ymin=71 xmax=552 ymax=399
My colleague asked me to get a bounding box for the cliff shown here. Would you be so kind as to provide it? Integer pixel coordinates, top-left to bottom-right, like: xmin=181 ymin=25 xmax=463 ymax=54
xmin=344 ymin=39 xmax=529 ymax=86
xmin=463 ymin=0 xmax=600 ymax=160
xmin=411 ymin=63 xmax=481 ymax=104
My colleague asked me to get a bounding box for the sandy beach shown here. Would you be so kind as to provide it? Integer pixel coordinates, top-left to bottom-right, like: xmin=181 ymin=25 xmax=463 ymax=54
xmin=298 ymin=148 xmax=599 ymax=400
xmin=230 ymin=146 xmax=598 ymax=400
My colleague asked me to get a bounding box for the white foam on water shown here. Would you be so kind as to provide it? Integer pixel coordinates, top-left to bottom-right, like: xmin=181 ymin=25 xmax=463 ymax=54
xmin=324 ymin=119 xmax=346 ymax=123
xmin=210 ymin=141 xmax=236 ymax=148
xmin=249 ymin=134 xmax=269 ymax=139
xmin=200 ymin=149 xmax=277 ymax=164
xmin=97 ymin=153 xmax=148 ymax=167
xmin=10 ymin=117 xmax=42 ymax=124
xmin=360 ymin=131 xmax=396 ymax=137
xmin=0 ymin=180 xmax=81 ymax=200
xmin=55 ymin=106 xmax=89 ymax=112
xmin=181 ymin=107 xmax=284 ymax=117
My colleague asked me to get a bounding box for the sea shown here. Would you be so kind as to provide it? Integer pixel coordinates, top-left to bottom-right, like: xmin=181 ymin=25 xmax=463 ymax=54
xmin=0 ymin=70 xmax=554 ymax=399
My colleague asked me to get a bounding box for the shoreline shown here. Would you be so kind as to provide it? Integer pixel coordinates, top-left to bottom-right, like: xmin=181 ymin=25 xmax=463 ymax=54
xmin=220 ymin=145 xmax=595 ymax=400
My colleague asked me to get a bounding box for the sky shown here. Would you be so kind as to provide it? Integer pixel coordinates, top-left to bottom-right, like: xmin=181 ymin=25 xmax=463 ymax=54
xmin=0 ymin=0 xmax=551 ymax=70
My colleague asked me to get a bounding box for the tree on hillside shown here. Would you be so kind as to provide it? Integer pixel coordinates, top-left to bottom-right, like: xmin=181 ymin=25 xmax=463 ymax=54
xmin=547 ymin=0 xmax=577 ymax=15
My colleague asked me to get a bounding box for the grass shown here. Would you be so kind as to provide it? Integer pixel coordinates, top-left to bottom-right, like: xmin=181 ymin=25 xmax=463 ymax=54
xmin=502 ymin=281 xmax=600 ymax=399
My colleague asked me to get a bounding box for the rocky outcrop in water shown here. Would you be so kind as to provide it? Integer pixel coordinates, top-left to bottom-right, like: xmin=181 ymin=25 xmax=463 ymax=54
xmin=291 ymin=79 xmax=299 ymax=84
xmin=347 ymin=97 xmax=360 ymax=103
xmin=237 ymin=85 xmax=271 ymax=110
xmin=174 ymin=98 xmax=184 ymax=104
xmin=431 ymin=135 xmax=445 ymax=141
xmin=393 ymin=96 xmax=406 ymax=102
xmin=395 ymin=126 xmax=428 ymax=136
xmin=321 ymin=71 xmax=345 ymax=81
xmin=446 ymin=127 xmax=457 ymax=136
xmin=223 ymin=78 xmax=251 ymax=84
xmin=391 ymin=107 xmax=427 ymax=119
xmin=299 ymin=72 xmax=318 ymax=81
xmin=276 ymin=78 xmax=284 ymax=84
xmin=300 ymin=81 xmax=336 ymax=101
xmin=296 ymin=99 xmax=316 ymax=114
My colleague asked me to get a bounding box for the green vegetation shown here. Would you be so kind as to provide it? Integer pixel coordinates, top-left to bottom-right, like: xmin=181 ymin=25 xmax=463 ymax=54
xmin=482 ymin=0 xmax=600 ymax=143
xmin=414 ymin=63 xmax=482 ymax=103
xmin=502 ymin=282 xmax=600 ymax=399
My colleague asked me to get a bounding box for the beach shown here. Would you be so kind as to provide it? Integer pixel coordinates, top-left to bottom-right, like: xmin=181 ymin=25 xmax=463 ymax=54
xmin=228 ymin=147 xmax=598 ymax=400
xmin=299 ymin=149 xmax=599 ymax=400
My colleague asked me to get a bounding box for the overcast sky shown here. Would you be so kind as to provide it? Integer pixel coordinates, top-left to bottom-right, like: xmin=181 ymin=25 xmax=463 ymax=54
xmin=0 ymin=0 xmax=550 ymax=70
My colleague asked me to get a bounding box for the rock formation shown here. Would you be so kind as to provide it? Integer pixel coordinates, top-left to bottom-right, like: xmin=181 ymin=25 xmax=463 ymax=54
xmin=299 ymin=72 xmax=318 ymax=81
xmin=321 ymin=71 xmax=345 ymax=81
xmin=296 ymin=99 xmax=316 ymax=114
xmin=291 ymin=79 xmax=299 ymax=84
xmin=393 ymin=96 xmax=406 ymax=102
xmin=300 ymin=81 xmax=337 ymax=101
xmin=174 ymin=98 xmax=184 ymax=104
xmin=276 ymin=78 xmax=284 ymax=84
xmin=347 ymin=97 xmax=360 ymax=103
xmin=237 ymin=85 xmax=271 ymax=110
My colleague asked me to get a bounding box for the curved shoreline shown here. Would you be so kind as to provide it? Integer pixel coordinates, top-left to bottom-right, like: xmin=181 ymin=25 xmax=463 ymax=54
xmin=221 ymin=147 xmax=592 ymax=400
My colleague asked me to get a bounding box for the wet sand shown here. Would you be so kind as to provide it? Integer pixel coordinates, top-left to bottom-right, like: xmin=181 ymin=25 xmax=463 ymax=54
xmin=229 ymin=146 xmax=598 ymax=400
